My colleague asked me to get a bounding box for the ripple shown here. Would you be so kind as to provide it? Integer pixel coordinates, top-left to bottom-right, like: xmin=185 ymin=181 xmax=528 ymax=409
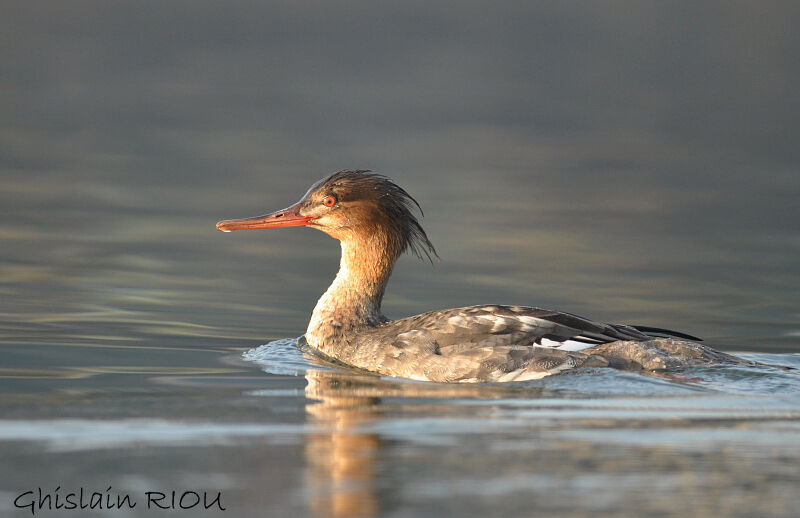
xmin=242 ymin=337 xmax=332 ymax=376
xmin=0 ymin=419 xmax=308 ymax=452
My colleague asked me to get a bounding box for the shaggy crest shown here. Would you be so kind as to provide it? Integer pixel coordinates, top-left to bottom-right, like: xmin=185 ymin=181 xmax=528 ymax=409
xmin=308 ymin=170 xmax=439 ymax=262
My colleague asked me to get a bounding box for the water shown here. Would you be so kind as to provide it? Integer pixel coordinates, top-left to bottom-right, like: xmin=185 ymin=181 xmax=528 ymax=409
xmin=3 ymin=2 xmax=800 ymax=517
xmin=2 ymin=332 xmax=800 ymax=517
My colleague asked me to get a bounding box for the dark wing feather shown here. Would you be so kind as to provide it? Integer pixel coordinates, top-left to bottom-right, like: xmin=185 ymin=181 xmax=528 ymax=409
xmin=380 ymin=305 xmax=650 ymax=351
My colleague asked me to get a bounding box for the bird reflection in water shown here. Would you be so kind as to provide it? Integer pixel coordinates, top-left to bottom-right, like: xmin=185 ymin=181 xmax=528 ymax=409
xmin=300 ymin=367 xmax=534 ymax=518
xmin=303 ymin=369 xmax=382 ymax=518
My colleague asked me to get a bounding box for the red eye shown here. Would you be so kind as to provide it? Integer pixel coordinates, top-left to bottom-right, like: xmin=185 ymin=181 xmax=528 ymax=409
xmin=323 ymin=195 xmax=336 ymax=207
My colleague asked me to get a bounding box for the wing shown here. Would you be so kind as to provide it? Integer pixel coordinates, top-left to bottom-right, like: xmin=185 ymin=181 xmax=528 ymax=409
xmin=346 ymin=305 xmax=696 ymax=382
xmin=353 ymin=325 xmax=609 ymax=383
xmin=383 ymin=304 xmax=650 ymax=353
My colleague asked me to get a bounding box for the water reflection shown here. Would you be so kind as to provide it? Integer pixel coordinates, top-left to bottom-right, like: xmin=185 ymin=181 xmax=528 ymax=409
xmin=304 ymin=370 xmax=382 ymax=518
xmin=300 ymin=369 xmax=539 ymax=518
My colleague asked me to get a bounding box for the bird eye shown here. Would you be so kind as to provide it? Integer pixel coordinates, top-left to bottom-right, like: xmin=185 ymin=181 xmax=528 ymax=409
xmin=323 ymin=195 xmax=337 ymax=207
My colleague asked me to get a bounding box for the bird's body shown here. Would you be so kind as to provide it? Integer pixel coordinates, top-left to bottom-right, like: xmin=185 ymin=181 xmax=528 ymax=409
xmin=217 ymin=170 xmax=702 ymax=382
xmin=305 ymin=304 xmax=648 ymax=382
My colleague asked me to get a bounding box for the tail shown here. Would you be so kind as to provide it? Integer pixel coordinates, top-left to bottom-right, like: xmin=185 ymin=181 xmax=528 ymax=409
xmin=629 ymin=325 xmax=702 ymax=341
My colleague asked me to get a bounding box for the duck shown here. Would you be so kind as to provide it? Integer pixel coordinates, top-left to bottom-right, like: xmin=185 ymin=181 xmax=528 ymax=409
xmin=217 ymin=170 xmax=705 ymax=382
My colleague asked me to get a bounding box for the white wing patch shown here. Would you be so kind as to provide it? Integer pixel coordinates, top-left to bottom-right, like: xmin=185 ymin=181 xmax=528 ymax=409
xmin=538 ymin=338 xmax=596 ymax=352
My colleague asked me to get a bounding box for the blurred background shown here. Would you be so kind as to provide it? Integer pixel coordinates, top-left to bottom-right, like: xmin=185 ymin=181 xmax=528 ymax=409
xmin=3 ymin=3 xmax=800 ymax=518
xmin=1 ymin=0 xmax=799 ymax=351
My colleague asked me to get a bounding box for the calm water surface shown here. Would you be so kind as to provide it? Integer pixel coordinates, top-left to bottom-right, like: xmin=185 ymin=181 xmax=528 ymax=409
xmin=1 ymin=177 xmax=799 ymax=517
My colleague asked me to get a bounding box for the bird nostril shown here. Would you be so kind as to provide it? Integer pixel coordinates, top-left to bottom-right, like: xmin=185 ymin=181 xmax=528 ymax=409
xmin=275 ymin=213 xmax=283 ymax=218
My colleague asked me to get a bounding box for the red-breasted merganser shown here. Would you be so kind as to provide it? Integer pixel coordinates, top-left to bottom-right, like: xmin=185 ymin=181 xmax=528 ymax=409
xmin=217 ymin=170 xmax=706 ymax=382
